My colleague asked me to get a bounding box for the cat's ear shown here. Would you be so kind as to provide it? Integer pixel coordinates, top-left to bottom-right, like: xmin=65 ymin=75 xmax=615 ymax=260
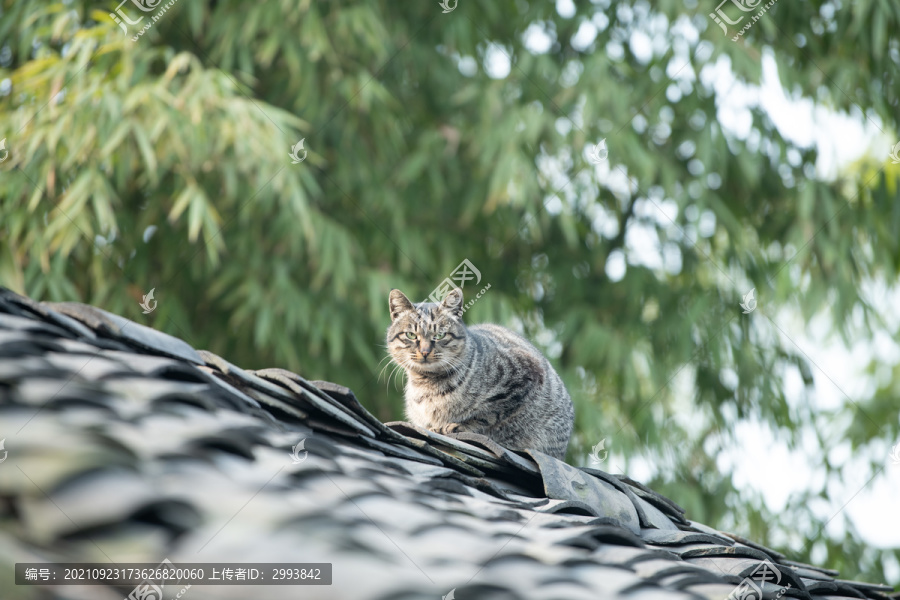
xmin=389 ymin=289 xmax=415 ymax=322
xmin=439 ymin=287 xmax=464 ymax=318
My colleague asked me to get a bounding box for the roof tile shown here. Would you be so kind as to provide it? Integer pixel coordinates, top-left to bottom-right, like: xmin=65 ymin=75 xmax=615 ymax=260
xmin=0 ymin=287 xmax=894 ymax=600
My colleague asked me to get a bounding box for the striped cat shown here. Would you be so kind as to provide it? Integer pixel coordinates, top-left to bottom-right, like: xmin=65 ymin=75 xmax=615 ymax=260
xmin=386 ymin=287 xmax=574 ymax=460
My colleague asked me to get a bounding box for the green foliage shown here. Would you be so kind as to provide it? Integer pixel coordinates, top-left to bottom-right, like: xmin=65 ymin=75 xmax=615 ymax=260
xmin=1 ymin=0 xmax=898 ymax=584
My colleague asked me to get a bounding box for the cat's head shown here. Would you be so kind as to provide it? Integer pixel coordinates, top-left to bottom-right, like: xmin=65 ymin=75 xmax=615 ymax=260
xmin=386 ymin=288 xmax=467 ymax=375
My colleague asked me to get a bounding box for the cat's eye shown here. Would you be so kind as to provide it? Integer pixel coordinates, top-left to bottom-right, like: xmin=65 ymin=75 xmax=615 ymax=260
xmin=433 ymin=332 xmax=446 ymax=340
xmin=405 ymin=331 xmax=417 ymax=340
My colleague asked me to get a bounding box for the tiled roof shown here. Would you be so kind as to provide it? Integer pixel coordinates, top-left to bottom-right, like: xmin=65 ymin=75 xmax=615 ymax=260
xmin=0 ymin=286 xmax=895 ymax=600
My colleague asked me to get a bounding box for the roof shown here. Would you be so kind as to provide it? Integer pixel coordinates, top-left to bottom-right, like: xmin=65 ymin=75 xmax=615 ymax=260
xmin=0 ymin=286 xmax=895 ymax=600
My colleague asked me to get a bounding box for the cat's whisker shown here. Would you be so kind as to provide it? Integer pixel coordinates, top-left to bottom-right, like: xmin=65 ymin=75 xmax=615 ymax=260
xmin=376 ymin=355 xmax=394 ymax=381
xmin=440 ymin=355 xmax=463 ymax=378
xmin=380 ymin=364 xmax=396 ymax=392
xmin=440 ymin=354 xmax=464 ymax=375
xmin=390 ymin=358 xmax=410 ymax=391
xmin=384 ymin=363 xmax=395 ymax=392
xmin=390 ymin=363 xmax=405 ymax=391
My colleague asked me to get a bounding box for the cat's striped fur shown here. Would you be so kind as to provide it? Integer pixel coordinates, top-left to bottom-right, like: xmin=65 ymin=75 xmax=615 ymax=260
xmin=386 ymin=287 xmax=574 ymax=460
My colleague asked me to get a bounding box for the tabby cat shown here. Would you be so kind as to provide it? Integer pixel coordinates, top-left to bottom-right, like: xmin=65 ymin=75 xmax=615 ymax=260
xmin=386 ymin=287 xmax=574 ymax=460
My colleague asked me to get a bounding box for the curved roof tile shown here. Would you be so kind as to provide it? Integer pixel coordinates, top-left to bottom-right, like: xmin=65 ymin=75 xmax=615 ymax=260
xmin=0 ymin=287 xmax=895 ymax=600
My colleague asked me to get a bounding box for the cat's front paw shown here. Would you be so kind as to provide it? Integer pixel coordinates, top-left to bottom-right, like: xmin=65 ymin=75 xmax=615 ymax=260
xmin=436 ymin=422 xmax=462 ymax=435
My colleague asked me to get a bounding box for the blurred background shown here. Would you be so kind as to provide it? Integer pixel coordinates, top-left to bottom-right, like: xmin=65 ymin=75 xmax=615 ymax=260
xmin=1 ymin=0 xmax=899 ymax=586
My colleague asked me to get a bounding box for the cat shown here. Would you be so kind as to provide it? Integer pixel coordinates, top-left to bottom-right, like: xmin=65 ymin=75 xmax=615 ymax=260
xmin=386 ymin=287 xmax=574 ymax=460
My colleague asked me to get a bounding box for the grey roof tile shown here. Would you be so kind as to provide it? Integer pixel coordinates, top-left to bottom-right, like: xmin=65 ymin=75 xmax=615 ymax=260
xmin=385 ymin=423 xmax=524 ymax=478
xmin=522 ymin=580 xmax=598 ymax=600
xmin=641 ymin=528 xmax=734 ymax=547
xmin=0 ymin=312 xmax=76 ymax=338
xmin=622 ymin=589 xmax=704 ymax=600
xmin=783 ymin=560 xmax=840 ymax=578
xmin=722 ymin=530 xmax=787 ymax=561
xmin=686 ymin=582 xmax=748 ymax=600
xmin=389 ymin=431 xmax=488 ymax=477
xmin=616 ymin=474 xmax=689 ymax=524
xmin=557 ymin=524 xmax=646 ymax=551
xmin=455 ymin=434 xmax=544 ymax=477
xmin=254 ymin=368 xmax=378 ymax=438
xmin=0 ymin=287 xmax=894 ymax=600
xmin=629 ymin=557 xmax=706 ymax=580
xmin=631 ymin=492 xmax=680 ymax=530
xmin=41 ymin=351 xmax=133 ymax=379
xmin=353 ymin=433 xmax=447 ymax=466
xmin=0 ymin=290 xmax=98 ymax=340
xmin=656 ymin=570 xmax=729 ymax=590
xmin=527 ymin=450 xmax=642 ymax=534
xmin=684 ymin=556 xmax=804 ymax=589
xmin=47 ymin=301 xmax=204 ymax=364
xmin=566 ymin=562 xmax=663 ymax=597
xmin=680 ymin=542 xmax=780 ymax=562
xmin=804 ymin=579 xmax=841 ymax=593
xmin=0 ymin=329 xmax=69 ymax=357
